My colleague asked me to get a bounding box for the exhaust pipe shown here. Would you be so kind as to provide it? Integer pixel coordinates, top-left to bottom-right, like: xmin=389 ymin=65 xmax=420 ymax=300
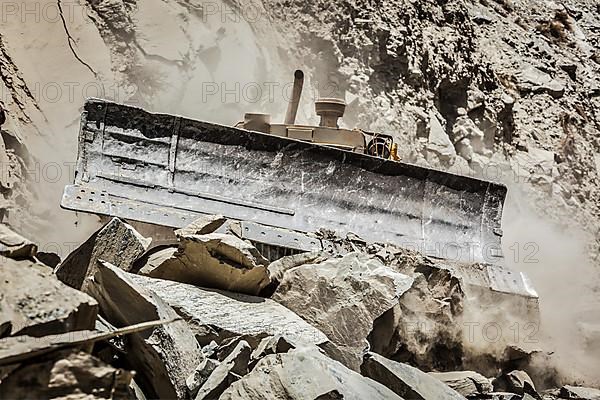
xmin=284 ymin=69 xmax=304 ymax=125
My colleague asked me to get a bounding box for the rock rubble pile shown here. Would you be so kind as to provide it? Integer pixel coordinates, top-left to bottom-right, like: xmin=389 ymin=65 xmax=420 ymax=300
xmin=0 ymin=215 xmax=597 ymax=399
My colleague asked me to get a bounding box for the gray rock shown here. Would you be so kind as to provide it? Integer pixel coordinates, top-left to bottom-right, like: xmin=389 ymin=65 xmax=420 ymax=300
xmin=493 ymin=370 xmax=537 ymax=396
xmin=0 ymin=350 xmax=134 ymax=399
xmin=362 ymin=352 xmax=466 ymax=400
xmin=272 ymin=252 xmax=414 ymax=370
xmin=266 ymin=251 xmax=325 ymax=290
xmin=215 ymin=335 xmax=265 ymax=361
xmin=139 ymin=233 xmax=270 ymax=295
xmin=130 ymin=274 xmax=330 ymax=349
xmin=0 ymin=224 xmax=36 ymax=259
xmin=129 ymin=379 xmax=148 ymax=400
xmin=186 ymin=358 xmax=220 ymax=397
xmin=486 ymin=393 xmax=521 ymax=400
xmin=175 ymin=214 xmax=227 ymax=236
xmin=195 ymin=340 xmax=252 ymax=399
xmin=0 ymin=257 xmax=97 ymax=337
xmin=55 ymin=218 xmax=151 ymax=290
xmin=559 ymin=385 xmax=600 ymax=399
xmin=138 ymin=247 xmax=178 ymax=277
xmin=251 ymin=335 xmax=294 ymax=361
xmin=427 ymin=112 xmax=456 ymax=162
xmin=429 ymin=370 xmax=493 ymax=397
xmin=88 ymin=261 xmax=202 ymax=399
xmin=0 ymin=320 xmax=179 ymax=367
xmin=516 ymin=66 xmax=566 ymax=98
xmin=202 ymin=341 xmax=219 ymax=358
xmin=220 ymin=347 xmax=404 ymax=399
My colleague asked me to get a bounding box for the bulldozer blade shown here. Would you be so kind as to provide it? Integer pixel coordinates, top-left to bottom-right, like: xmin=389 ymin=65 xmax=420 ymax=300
xmin=62 ymin=99 xmax=507 ymax=264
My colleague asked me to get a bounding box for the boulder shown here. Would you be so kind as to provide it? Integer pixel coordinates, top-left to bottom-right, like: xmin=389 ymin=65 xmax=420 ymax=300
xmin=361 ymin=352 xmax=466 ymax=400
xmin=493 ymin=370 xmax=537 ymax=396
xmin=88 ymin=261 xmax=202 ymax=399
xmin=559 ymin=385 xmax=600 ymax=399
xmin=272 ymin=252 xmax=414 ymax=370
xmin=427 ymin=112 xmax=456 ymax=163
xmin=175 ymin=214 xmax=227 ymax=236
xmin=196 ymin=340 xmax=252 ymax=399
xmin=220 ymin=347 xmax=403 ymax=399
xmin=139 ymin=233 xmax=270 ymax=295
xmin=429 ymin=370 xmax=493 ymax=397
xmin=0 ymin=223 xmax=36 ymax=259
xmin=0 ymin=257 xmax=97 ymax=337
xmin=55 ymin=218 xmax=151 ymax=290
xmin=130 ymin=274 xmax=330 ymax=349
xmin=0 ymin=350 xmax=134 ymax=399
xmin=263 ymin=251 xmax=326 ymax=295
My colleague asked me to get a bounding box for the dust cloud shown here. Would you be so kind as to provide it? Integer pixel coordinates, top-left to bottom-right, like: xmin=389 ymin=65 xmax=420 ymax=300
xmin=501 ymin=183 xmax=600 ymax=386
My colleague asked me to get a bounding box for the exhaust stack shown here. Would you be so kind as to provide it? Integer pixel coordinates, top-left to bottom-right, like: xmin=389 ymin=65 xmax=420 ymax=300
xmin=284 ymin=69 xmax=304 ymax=125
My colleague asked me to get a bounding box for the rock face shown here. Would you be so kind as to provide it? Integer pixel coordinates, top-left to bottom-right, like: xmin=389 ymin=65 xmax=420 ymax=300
xmin=361 ymin=352 xmax=466 ymax=400
xmin=55 ymin=218 xmax=151 ymax=290
xmin=130 ymin=274 xmax=330 ymax=349
xmin=0 ymin=350 xmax=134 ymax=400
xmin=272 ymin=252 xmax=414 ymax=370
xmin=88 ymin=261 xmax=202 ymax=399
xmin=220 ymin=347 xmax=404 ymax=400
xmin=139 ymin=233 xmax=270 ymax=295
xmin=0 ymin=256 xmax=97 ymax=337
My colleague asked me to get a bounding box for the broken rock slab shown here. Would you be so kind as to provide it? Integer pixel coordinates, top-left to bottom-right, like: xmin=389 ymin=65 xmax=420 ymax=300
xmin=220 ymin=347 xmax=403 ymax=400
xmin=175 ymin=214 xmax=227 ymax=236
xmin=215 ymin=335 xmax=265 ymax=361
xmin=427 ymin=111 xmax=456 ymax=164
xmin=55 ymin=217 xmax=151 ymax=290
xmin=88 ymin=261 xmax=202 ymax=400
xmin=516 ymin=66 xmax=566 ymax=98
xmin=263 ymin=251 xmax=326 ymax=295
xmin=361 ymin=352 xmax=466 ymax=400
xmin=429 ymin=370 xmax=493 ymax=397
xmin=195 ymin=340 xmax=252 ymax=399
xmin=559 ymin=385 xmax=600 ymax=399
xmin=0 ymin=350 xmax=134 ymax=400
xmin=272 ymin=252 xmax=414 ymax=370
xmin=250 ymin=335 xmax=294 ymax=362
xmin=186 ymin=358 xmax=220 ymax=398
xmin=0 ymin=223 xmax=37 ymax=259
xmin=493 ymin=370 xmax=537 ymax=396
xmin=130 ymin=274 xmax=330 ymax=349
xmin=0 ymin=256 xmax=97 ymax=337
xmin=0 ymin=319 xmax=176 ymax=367
xmin=139 ymin=233 xmax=270 ymax=295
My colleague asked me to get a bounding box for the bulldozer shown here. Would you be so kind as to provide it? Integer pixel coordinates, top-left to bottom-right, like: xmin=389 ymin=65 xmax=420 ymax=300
xmin=61 ymin=70 xmax=509 ymax=267
xmin=60 ymin=68 xmax=539 ymax=323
